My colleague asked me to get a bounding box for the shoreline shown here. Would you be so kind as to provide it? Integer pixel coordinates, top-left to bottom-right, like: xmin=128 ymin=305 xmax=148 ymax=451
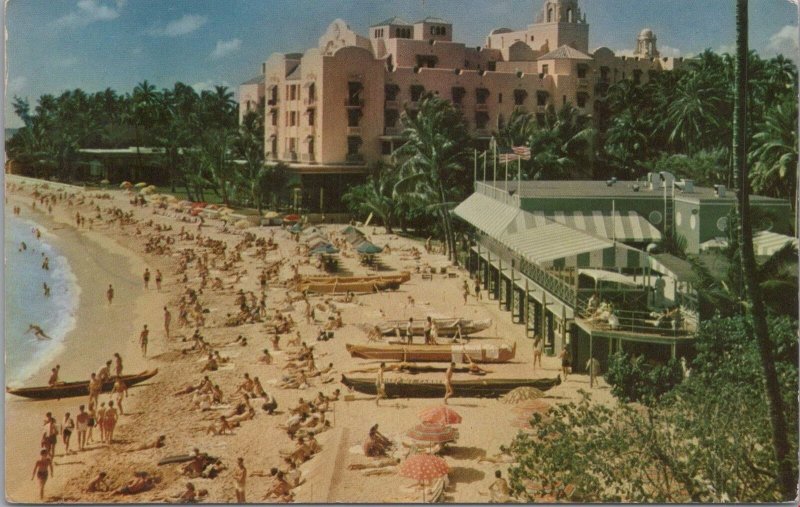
xmin=5 ymin=190 xmax=171 ymax=503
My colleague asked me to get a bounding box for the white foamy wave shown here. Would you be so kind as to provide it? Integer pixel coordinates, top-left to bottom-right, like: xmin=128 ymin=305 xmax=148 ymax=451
xmin=5 ymin=218 xmax=82 ymax=386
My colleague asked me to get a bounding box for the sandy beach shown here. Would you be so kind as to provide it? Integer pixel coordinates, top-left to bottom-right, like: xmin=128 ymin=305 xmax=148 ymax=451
xmin=5 ymin=175 xmax=614 ymax=503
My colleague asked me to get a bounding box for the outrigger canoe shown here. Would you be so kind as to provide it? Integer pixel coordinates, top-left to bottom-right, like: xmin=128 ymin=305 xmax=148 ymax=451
xmin=298 ymin=272 xmax=410 ymax=295
xmin=346 ymin=342 xmax=516 ymax=363
xmin=341 ymin=374 xmax=561 ymax=398
xmin=6 ymin=369 xmax=159 ymax=400
xmin=375 ymin=318 xmax=492 ymax=337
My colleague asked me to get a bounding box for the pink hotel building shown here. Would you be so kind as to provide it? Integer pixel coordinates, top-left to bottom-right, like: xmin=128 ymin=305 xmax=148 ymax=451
xmin=239 ymin=0 xmax=686 ymax=212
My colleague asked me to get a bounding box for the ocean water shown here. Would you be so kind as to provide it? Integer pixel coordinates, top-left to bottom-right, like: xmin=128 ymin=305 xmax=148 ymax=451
xmin=4 ymin=215 xmax=81 ymax=386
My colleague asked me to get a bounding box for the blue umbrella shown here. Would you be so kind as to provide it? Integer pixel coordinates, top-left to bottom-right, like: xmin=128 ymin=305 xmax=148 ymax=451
xmin=311 ymin=244 xmax=339 ymax=255
xmin=357 ymin=242 xmax=383 ymax=254
xmin=289 ymin=223 xmax=303 ymax=234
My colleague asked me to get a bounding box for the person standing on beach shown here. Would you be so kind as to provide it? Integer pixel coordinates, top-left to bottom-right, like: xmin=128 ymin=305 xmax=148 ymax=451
xmin=163 ymin=307 xmax=171 ymax=338
xmin=444 ymin=362 xmax=455 ymax=405
xmin=139 ymin=325 xmax=149 ymax=357
xmin=143 ymin=268 xmax=151 ymax=289
xmin=42 ymin=413 xmax=58 ymax=457
xmin=155 ymin=269 xmax=163 ymax=290
xmin=532 ymin=336 xmax=543 ymax=370
xmin=104 ymin=401 xmax=118 ymax=444
xmin=62 ymin=412 xmax=75 ymax=455
xmin=114 ymin=353 xmax=123 ymax=377
xmin=375 ymin=362 xmax=386 ymax=406
xmin=558 ymin=347 xmax=571 ymax=380
xmin=32 ymin=449 xmax=54 ymax=500
xmin=88 ymin=373 xmax=102 ymax=407
xmin=112 ymin=377 xmax=128 ymax=415
xmin=76 ymin=405 xmax=89 ymax=451
xmin=106 ymin=284 xmax=114 ymax=305
xmin=233 ymin=457 xmax=247 ymax=502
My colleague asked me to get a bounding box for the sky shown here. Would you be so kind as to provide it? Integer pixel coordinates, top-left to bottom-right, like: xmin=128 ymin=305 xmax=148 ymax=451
xmin=3 ymin=0 xmax=799 ymax=128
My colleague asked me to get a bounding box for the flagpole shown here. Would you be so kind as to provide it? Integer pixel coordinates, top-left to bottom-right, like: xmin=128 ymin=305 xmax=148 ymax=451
xmin=483 ymin=151 xmax=487 ymax=182
xmin=492 ymin=140 xmax=497 ymax=188
xmin=473 ymin=149 xmax=477 ymax=186
xmin=504 ymin=158 xmax=509 ymax=193
xmin=517 ymin=157 xmax=522 ymax=196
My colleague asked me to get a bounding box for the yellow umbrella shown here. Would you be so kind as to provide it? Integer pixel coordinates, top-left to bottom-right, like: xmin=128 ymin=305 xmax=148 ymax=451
xmin=134 ymin=182 xmax=148 ymax=188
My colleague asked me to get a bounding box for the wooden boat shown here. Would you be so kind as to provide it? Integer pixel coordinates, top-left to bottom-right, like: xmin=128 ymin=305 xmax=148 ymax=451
xmin=299 ymin=272 xmax=411 ymax=295
xmin=341 ymin=374 xmax=561 ymax=398
xmin=6 ymin=369 xmax=159 ymax=400
xmin=375 ymin=318 xmax=492 ymax=337
xmin=346 ymin=342 xmax=516 ymax=363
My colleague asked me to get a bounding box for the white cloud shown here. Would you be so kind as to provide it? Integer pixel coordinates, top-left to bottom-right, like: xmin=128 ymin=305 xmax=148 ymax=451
xmin=191 ymin=80 xmax=231 ymax=93
xmin=716 ymin=43 xmax=736 ymax=55
xmin=210 ymin=38 xmax=242 ymax=60
xmin=150 ymin=14 xmax=208 ymax=37
xmin=54 ymin=0 xmax=122 ymax=28
xmin=8 ymin=76 xmax=28 ymax=95
xmin=765 ymin=25 xmax=799 ymax=58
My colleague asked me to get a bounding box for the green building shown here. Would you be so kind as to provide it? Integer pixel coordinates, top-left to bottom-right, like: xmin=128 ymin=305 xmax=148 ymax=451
xmin=454 ymin=173 xmax=794 ymax=372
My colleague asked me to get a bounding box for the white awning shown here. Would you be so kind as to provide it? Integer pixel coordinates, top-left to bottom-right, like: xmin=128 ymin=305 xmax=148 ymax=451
xmin=578 ymin=269 xmax=642 ymax=287
xmin=533 ymin=210 xmax=662 ymax=243
xmin=700 ymin=231 xmax=798 ymax=256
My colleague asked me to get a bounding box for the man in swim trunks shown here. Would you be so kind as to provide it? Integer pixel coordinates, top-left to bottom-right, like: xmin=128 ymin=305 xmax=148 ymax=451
xmin=76 ymin=405 xmax=90 ymax=451
xmin=139 ymin=325 xmax=149 ymax=357
xmin=233 ymin=457 xmax=247 ymax=502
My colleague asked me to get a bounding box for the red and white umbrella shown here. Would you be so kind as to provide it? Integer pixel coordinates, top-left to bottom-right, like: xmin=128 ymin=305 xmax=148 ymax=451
xmin=406 ymin=422 xmax=458 ymax=446
xmin=418 ymin=405 xmax=462 ymax=425
xmin=398 ymin=453 xmax=449 ymax=502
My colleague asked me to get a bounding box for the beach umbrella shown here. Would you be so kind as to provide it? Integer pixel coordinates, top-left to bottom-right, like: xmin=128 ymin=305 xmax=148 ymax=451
xmin=511 ymin=399 xmax=551 ymax=415
xmin=135 ymin=182 xmax=148 ymax=188
xmin=262 ymin=210 xmax=279 ymax=219
xmin=289 ymin=223 xmax=304 ymax=234
xmin=120 ymin=181 xmax=133 ymax=189
xmin=100 ymin=179 xmax=110 ymax=185
xmin=235 ymin=219 xmax=250 ymax=230
xmin=406 ymin=422 xmax=458 ymax=447
xmin=418 ymin=405 xmax=462 ymax=425
xmin=140 ymin=187 xmax=156 ymax=195
xmin=397 ymin=453 xmax=449 ymax=502
xmin=310 ymin=244 xmax=339 ymax=255
xmin=502 ymin=386 xmax=545 ymax=404
xmin=357 ymin=242 xmax=383 ymax=255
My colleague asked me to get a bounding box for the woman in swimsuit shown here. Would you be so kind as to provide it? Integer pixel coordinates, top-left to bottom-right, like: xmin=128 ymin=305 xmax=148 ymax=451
xmin=62 ymin=412 xmax=75 ymax=454
xmin=32 ymin=449 xmax=54 ymax=500
xmin=104 ymin=401 xmax=119 ymax=444
xmin=112 ymin=377 xmax=128 ymax=415
xmin=96 ymin=402 xmax=107 ymax=443
xmin=86 ymin=402 xmax=97 ymax=444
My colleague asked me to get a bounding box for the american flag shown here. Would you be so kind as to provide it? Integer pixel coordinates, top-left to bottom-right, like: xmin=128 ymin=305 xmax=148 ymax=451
xmin=497 ymin=146 xmax=532 ymax=163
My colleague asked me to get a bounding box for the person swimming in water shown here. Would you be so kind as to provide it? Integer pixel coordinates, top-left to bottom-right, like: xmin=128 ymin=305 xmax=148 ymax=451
xmin=26 ymin=324 xmax=52 ymax=340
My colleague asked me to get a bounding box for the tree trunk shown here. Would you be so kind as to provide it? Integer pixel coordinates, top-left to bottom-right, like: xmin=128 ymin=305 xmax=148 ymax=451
xmin=732 ymin=0 xmax=794 ymax=498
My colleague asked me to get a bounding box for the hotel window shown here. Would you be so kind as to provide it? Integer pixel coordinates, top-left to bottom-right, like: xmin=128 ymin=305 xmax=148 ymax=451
xmin=347 ymin=136 xmax=362 ymax=155
xmin=308 ymin=83 xmax=316 ymax=103
xmin=308 ymin=110 xmax=315 ymax=126
xmin=347 ymin=81 xmax=363 ymax=106
xmin=347 ymin=109 xmax=361 ymax=127
xmin=475 ymin=111 xmax=490 ymax=129
xmin=430 ymin=26 xmax=446 ymax=36
xmin=270 ymin=137 xmax=278 ymax=156
xmin=541 ymin=64 xmax=549 ymax=75
xmin=577 ymin=64 xmax=588 ymax=78
xmin=536 ymin=113 xmax=545 ymax=126
xmin=476 ymin=88 xmax=490 ymax=105
xmin=289 ymin=137 xmax=297 ymax=153
xmin=416 ymin=55 xmax=438 ymax=68
xmin=576 ymin=92 xmax=589 ymax=108
xmin=536 ymin=91 xmax=549 ymax=106
xmin=451 ymin=86 xmax=466 ymax=105
xmin=381 ymin=141 xmax=392 ymax=155
xmin=410 ymin=85 xmax=425 ymax=102
xmin=385 ymin=84 xmax=400 ymax=102
xmin=271 ymin=111 xmax=278 ymax=126
xmin=308 ymin=138 xmax=315 ymax=157
xmin=633 ymin=69 xmax=642 ymax=85
xmin=498 ymin=93 xmax=503 ymax=104
xmin=514 ymin=89 xmax=527 ymax=106
xmin=487 ymin=61 xmax=496 ymax=72
xmin=290 ymin=111 xmax=298 ymax=126
xmin=384 ymin=109 xmax=399 ymax=127
xmin=600 ymin=66 xmax=610 ymax=82
xmin=268 ymin=85 xmax=278 ymax=105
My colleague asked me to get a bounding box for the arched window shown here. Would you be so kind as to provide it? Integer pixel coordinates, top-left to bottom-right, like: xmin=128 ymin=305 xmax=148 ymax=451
xmin=547 ymin=7 xmax=553 ymax=22
xmin=567 ymin=8 xmax=573 ymax=22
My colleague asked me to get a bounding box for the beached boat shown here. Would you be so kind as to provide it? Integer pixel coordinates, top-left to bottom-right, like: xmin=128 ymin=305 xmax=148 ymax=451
xmin=341 ymin=374 xmax=561 ymax=398
xmin=375 ymin=318 xmax=492 ymax=337
xmin=6 ymin=369 xmax=159 ymax=400
xmin=345 ymin=342 xmax=516 ymax=363
xmin=298 ymin=272 xmax=411 ymax=294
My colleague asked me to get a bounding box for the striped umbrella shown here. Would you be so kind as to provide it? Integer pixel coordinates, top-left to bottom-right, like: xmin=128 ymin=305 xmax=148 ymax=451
xmin=502 ymin=386 xmax=545 ymax=404
xmin=397 ymin=453 xmax=449 ymax=502
xmin=418 ymin=405 xmax=462 ymax=425
xmin=406 ymin=422 xmax=458 ymax=449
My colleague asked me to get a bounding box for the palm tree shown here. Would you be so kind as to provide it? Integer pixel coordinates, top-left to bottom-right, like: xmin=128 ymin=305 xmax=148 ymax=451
xmin=663 ymin=71 xmax=731 ymax=154
xmin=731 ymin=0 xmax=794 ymax=498
xmin=342 ymin=163 xmax=399 ymax=233
xmin=129 ymin=80 xmax=159 ymax=180
xmin=748 ymin=98 xmax=797 ymax=201
xmin=394 ymin=95 xmax=471 ymax=263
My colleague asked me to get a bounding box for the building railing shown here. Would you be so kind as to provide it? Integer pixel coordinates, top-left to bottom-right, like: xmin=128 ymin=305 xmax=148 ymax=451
xmin=345 ymin=98 xmax=365 ymax=108
xmin=478 ymin=234 xmax=577 ymax=307
xmin=282 ymin=152 xmax=299 ymax=162
xmin=475 ymin=103 xmax=489 ymax=112
xmin=577 ymin=78 xmax=589 ymax=88
xmin=575 ymin=307 xmax=697 ymax=338
xmin=383 ymin=126 xmax=403 ymax=136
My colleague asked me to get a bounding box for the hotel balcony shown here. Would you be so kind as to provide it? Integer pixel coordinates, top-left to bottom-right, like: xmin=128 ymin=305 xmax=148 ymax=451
xmin=283 ymin=152 xmax=299 ymax=162
xmin=344 ymin=98 xmax=365 ymax=108
xmin=577 ymin=78 xmax=589 ymax=89
xmin=345 ymin=153 xmax=365 ymax=164
xmin=475 ymin=103 xmax=489 ymax=112
xmin=383 ymin=126 xmax=403 ymax=136
xmin=384 ymin=100 xmax=400 ymax=110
